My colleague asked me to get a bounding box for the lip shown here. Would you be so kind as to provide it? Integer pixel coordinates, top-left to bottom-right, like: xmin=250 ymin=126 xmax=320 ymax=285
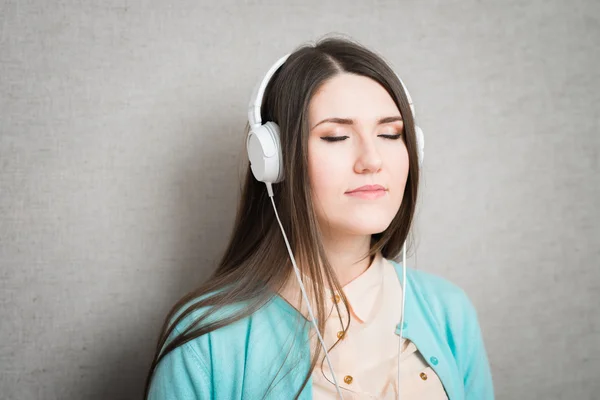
xmin=346 ymin=184 xmax=386 ymax=193
xmin=345 ymin=184 xmax=387 ymax=199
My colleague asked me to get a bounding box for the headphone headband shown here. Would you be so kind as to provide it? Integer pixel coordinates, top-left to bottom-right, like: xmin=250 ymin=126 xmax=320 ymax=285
xmin=248 ymin=53 xmax=417 ymax=126
xmin=248 ymin=54 xmax=290 ymax=128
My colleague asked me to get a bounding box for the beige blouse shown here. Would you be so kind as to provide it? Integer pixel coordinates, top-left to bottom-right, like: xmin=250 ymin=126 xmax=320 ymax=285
xmin=278 ymin=252 xmax=449 ymax=399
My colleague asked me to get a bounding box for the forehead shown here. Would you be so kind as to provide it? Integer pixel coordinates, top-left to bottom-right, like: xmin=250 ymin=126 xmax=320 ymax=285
xmin=308 ymin=73 xmax=400 ymax=125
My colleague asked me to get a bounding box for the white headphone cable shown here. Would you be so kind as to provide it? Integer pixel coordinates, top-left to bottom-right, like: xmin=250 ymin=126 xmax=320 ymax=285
xmin=396 ymin=242 xmax=407 ymax=400
xmin=266 ymin=182 xmax=346 ymax=399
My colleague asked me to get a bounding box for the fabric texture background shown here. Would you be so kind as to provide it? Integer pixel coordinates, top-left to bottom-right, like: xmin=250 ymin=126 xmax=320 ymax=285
xmin=0 ymin=0 xmax=598 ymax=399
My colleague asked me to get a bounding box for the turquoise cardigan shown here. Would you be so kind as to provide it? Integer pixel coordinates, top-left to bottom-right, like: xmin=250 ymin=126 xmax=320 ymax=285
xmin=148 ymin=261 xmax=495 ymax=399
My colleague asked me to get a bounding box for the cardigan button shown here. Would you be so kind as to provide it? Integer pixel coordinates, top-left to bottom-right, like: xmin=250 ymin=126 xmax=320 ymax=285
xmin=395 ymin=321 xmax=409 ymax=335
xmin=430 ymin=356 xmax=439 ymax=365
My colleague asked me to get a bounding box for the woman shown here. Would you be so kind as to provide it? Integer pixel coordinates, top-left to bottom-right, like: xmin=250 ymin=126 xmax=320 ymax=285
xmin=144 ymin=36 xmax=494 ymax=399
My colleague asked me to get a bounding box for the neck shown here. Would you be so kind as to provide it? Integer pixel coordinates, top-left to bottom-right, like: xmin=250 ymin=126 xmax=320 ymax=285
xmin=319 ymin=231 xmax=374 ymax=287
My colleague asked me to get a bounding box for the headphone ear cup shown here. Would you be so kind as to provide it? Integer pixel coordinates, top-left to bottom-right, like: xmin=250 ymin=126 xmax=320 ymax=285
xmin=415 ymin=125 xmax=425 ymax=167
xmin=263 ymin=121 xmax=284 ymax=183
xmin=246 ymin=121 xmax=284 ymax=183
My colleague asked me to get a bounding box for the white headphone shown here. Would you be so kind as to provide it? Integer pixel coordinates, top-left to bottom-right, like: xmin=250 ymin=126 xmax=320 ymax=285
xmin=246 ymin=53 xmax=423 ymax=400
xmin=247 ymin=53 xmax=425 ymax=192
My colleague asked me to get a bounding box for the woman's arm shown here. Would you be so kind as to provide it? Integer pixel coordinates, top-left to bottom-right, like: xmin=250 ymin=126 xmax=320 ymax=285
xmin=147 ymin=328 xmax=213 ymax=400
xmin=458 ymin=294 xmax=495 ymax=400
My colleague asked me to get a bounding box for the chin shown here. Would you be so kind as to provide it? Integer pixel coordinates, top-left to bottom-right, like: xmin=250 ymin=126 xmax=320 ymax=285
xmin=335 ymin=218 xmax=394 ymax=236
xmin=317 ymin=208 xmax=398 ymax=237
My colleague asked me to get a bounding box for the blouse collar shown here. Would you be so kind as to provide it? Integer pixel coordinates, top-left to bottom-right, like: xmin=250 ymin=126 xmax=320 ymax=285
xmin=277 ymin=251 xmax=385 ymax=324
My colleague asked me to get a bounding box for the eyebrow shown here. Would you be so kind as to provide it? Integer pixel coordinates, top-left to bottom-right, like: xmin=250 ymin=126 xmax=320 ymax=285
xmin=310 ymin=116 xmax=403 ymax=130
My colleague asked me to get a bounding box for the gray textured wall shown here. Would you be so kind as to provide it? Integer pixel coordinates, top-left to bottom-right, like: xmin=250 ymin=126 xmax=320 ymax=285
xmin=1 ymin=1 xmax=598 ymax=399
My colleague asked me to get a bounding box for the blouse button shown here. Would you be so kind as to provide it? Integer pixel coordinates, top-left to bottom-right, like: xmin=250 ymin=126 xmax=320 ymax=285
xmin=343 ymin=375 xmax=353 ymax=384
xmin=332 ymin=294 xmax=341 ymax=303
xmin=420 ymin=372 xmax=428 ymax=380
xmin=337 ymin=330 xmax=345 ymax=339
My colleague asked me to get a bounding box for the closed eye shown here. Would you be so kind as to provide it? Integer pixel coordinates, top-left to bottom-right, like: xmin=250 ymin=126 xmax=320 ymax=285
xmin=320 ymin=133 xmax=403 ymax=142
xmin=378 ymin=133 xmax=402 ymax=140
xmin=320 ymin=136 xmax=349 ymax=142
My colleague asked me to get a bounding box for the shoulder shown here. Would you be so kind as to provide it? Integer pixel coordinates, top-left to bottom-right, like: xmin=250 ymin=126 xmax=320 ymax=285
xmin=388 ymin=261 xmax=495 ymax=398
xmin=162 ymin=290 xmax=303 ymax=359
xmin=149 ymin=294 xmax=259 ymax=398
xmin=161 ymin=292 xmax=252 ymax=353
xmin=409 ymin=266 xmax=476 ymax=314
xmin=389 ymin=260 xmax=481 ymax=336
xmin=149 ymin=292 xmax=309 ymax=399
xmin=397 ymin=262 xmax=488 ymax=360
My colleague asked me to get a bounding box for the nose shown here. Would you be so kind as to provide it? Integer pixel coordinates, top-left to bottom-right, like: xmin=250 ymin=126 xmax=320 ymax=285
xmin=354 ymin=138 xmax=383 ymax=174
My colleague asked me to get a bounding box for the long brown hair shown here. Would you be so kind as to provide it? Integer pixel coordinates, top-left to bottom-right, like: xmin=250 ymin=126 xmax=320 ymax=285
xmin=143 ymin=34 xmax=421 ymax=399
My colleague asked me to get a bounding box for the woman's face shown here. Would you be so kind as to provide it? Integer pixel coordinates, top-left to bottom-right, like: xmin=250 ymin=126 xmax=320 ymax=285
xmin=307 ymin=73 xmax=409 ymax=239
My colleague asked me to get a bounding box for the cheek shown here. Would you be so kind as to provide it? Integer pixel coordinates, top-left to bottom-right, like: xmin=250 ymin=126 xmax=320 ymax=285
xmin=381 ymin=136 xmax=408 ymax=165
xmin=378 ymin=144 xmax=410 ymax=208
xmin=388 ymin=146 xmax=410 ymax=184
xmin=307 ymin=142 xmax=346 ymax=204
